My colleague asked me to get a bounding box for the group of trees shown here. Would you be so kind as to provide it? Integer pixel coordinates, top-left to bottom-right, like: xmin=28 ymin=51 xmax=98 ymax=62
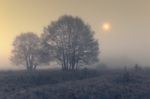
xmin=11 ymin=15 xmax=99 ymax=71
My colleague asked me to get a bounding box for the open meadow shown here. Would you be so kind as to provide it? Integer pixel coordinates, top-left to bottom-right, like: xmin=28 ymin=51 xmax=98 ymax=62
xmin=0 ymin=67 xmax=149 ymax=99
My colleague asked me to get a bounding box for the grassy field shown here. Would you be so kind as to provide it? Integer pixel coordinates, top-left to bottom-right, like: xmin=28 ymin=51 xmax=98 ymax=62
xmin=1 ymin=68 xmax=150 ymax=99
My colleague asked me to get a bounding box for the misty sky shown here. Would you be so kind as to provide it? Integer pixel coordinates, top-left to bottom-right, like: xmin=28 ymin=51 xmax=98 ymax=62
xmin=0 ymin=0 xmax=150 ymax=69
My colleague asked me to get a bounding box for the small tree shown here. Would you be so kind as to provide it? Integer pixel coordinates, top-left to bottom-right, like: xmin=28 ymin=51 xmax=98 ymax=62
xmin=42 ymin=15 xmax=99 ymax=71
xmin=134 ymin=64 xmax=142 ymax=71
xmin=11 ymin=32 xmax=49 ymax=70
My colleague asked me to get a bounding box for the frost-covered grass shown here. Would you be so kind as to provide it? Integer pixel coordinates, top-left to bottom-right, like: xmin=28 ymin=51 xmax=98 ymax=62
xmin=0 ymin=68 xmax=101 ymax=99
xmin=1 ymin=68 xmax=150 ymax=99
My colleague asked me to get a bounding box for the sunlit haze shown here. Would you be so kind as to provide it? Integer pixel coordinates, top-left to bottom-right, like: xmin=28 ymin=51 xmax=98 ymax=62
xmin=1 ymin=0 xmax=150 ymax=69
xmin=102 ymin=22 xmax=111 ymax=31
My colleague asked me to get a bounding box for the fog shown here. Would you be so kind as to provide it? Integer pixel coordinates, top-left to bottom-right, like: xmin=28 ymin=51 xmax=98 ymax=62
xmin=0 ymin=0 xmax=150 ymax=69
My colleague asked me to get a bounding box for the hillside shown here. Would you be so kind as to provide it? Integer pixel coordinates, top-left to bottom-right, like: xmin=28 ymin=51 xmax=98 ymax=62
xmin=1 ymin=68 xmax=150 ymax=99
xmin=0 ymin=69 xmax=100 ymax=99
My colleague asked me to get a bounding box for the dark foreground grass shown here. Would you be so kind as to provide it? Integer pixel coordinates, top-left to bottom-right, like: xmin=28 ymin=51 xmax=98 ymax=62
xmin=0 ymin=68 xmax=101 ymax=99
xmin=1 ymin=68 xmax=150 ymax=99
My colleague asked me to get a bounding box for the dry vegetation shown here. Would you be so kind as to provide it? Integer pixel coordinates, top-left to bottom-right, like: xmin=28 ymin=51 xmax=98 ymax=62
xmin=0 ymin=67 xmax=150 ymax=99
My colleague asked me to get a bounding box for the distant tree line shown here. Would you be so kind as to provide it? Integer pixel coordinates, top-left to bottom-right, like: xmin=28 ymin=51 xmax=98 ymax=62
xmin=11 ymin=15 xmax=100 ymax=71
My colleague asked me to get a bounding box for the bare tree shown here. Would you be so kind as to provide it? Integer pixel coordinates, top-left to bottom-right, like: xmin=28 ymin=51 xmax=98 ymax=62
xmin=11 ymin=32 xmax=49 ymax=70
xmin=42 ymin=15 xmax=99 ymax=71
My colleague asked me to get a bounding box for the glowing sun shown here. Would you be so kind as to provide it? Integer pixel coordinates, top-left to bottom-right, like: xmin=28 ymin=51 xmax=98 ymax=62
xmin=102 ymin=22 xmax=111 ymax=31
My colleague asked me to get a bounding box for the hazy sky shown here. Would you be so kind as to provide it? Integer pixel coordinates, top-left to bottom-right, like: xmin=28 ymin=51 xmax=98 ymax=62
xmin=0 ymin=0 xmax=150 ymax=69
